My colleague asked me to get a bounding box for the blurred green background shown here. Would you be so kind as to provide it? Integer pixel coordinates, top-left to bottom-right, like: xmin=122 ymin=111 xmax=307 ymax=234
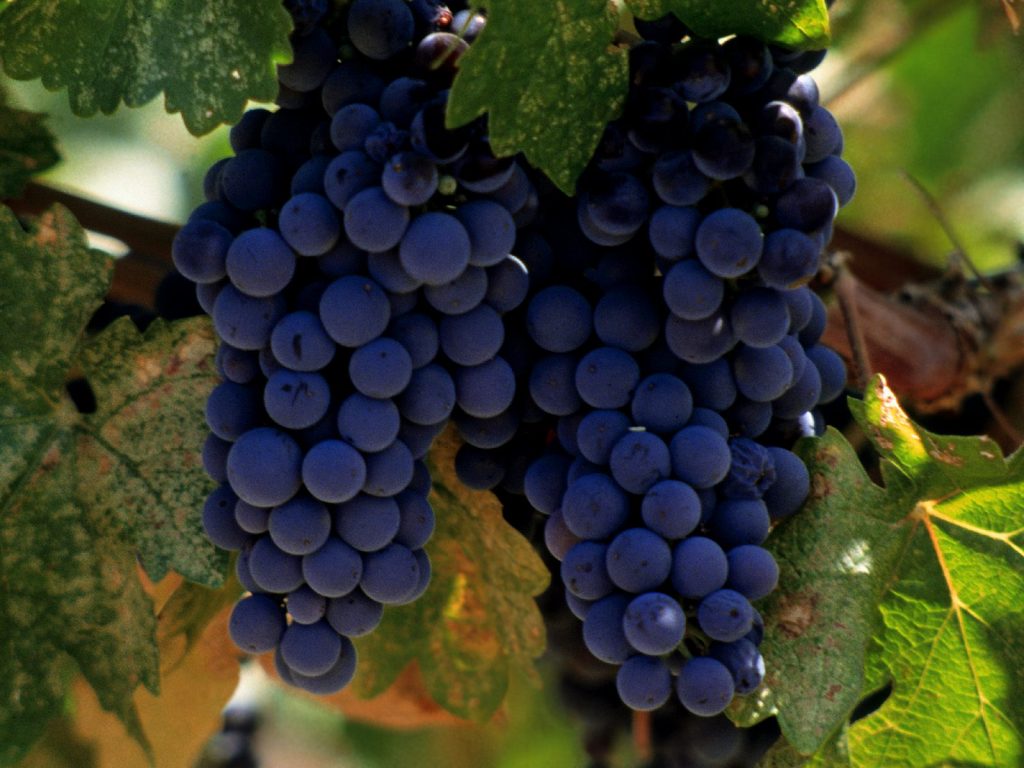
xmin=4 ymin=0 xmax=1022 ymax=765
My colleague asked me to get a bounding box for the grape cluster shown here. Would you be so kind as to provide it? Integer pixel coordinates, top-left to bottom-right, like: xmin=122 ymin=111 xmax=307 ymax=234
xmin=449 ymin=21 xmax=849 ymax=716
xmin=174 ymin=0 xmax=534 ymax=694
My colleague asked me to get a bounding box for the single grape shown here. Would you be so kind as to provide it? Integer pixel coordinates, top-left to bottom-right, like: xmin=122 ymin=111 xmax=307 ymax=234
xmin=229 ymin=594 xmax=285 ymax=654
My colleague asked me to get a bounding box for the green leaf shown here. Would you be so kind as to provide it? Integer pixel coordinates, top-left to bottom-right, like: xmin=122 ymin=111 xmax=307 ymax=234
xmin=735 ymin=375 xmax=1024 ymax=767
xmin=728 ymin=427 xmax=909 ymax=752
xmin=0 ymin=204 xmax=222 ymax=765
xmin=757 ymin=727 xmax=851 ymax=767
xmin=351 ymin=428 xmax=550 ymax=721
xmin=0 ymin=84 xmax=59 ymax=198
xmin=628 ymin=0 xmax=830 ymax=50
xmin=844 ymin=376 xmax=1024 ymax=767
xmin=447 ymin=0 xmax=629 ymax=195
xmin=0 ymin=0 xmax=294 ymax=135
xmin=76 ymin=316 xmax=223 ymax=586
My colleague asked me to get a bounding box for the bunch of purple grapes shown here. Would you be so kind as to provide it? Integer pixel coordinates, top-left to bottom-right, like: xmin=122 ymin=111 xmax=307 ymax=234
xmin=450 ymin=16 xmax=850 ymax=717
xmin=176 ymin=0 xmax=851 ymax=715
xmin=173 ymin=0 xmax=537 ymax=694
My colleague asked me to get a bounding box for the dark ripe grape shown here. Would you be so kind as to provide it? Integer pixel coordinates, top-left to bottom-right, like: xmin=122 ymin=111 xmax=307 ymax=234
xmin=230 ymin=108 xmax=271 ymax=153
xmin=455 ymin=151 xmax=516 ymax=194
xmin=758 ymin=228 xmax=821 ymax=289
xmin=562 ymin=473 xmax=630 ymax=540
xmin=400 ymin=364 xmax=456 ymax=425
xmin=708 ymin=498 xmax=771 ymax=548
xmin=561 ymin=541 xmax=614 ymax=600
xmin=663 ymin=260 xmax=724 ymax=321
xmin=410 ymin=97 xmax=471 ymax=161
xmin=270 ymin=310 xmax=335 ymax=372
xmin=808 ymin=344 xmax=847 ymax=403
xmin=362 ymin=439 xmax=415 ymax=496
xmin=695 ymin=208 xmax=763 ymax=278
xmin=227 ymin=428 xmax=303 ymax=508
xmin=457 ymin=200 xmax=516 ymax=267
xmin=668 ymin=425 xmax=731 ymax=489
xmin=278 ymin=193 xmax=340 ymax=256
xmin=303 ymin=537 xmax=363 ymax=598
xmin=319 ymin=275 xmax=390 ymax=348
xmin=726 ymin=545 xmax=779 ymax=600
xmin=347 ymin=0 xmax=415 ymax=60
xmin=203 ymin=485 xmax=250 ymax=551
xmin=617 ymin=655 xmax=673 ymax=711
xmin=623 ymin=592 xmax=686 ymax=655
xmin=225 ymin=227 xmax=296 ymax=298
xmin=631 ymin=374 xmax=692 ymax=435
xmin=323 ymin=150 xmax=380 ymax=211
xmin=280 ymin=620 xmax=342 ymax=676
xmin=173 ymin=219 xmax=232 ymax=284
xmin=744 ymin=135 xmax=803 ymax=196
xmin=584 ymin=172 xmax=650 ymax=236
xmin=394 ymin=490 xmax=435 ymax=549
xmin=249 ymin=536 xmax=305 ymax=593
xmin=709 ymin=638 xmax=766 ymax=695
xmin=287 ymin=585 xmax=328 ymax=625
xmin=577 ymin=409 xmax=631 ymax=466
xmin=326 ymin=590 xmax=384 ymax=637
xmin=455 ymin=356 xmax=516 ymax=418
xmin=439 ymin=304 xmax=504 ymax=366
xmin=278 ymin=28 xmax=336 ymax=93
xmin=337 ymin=494 xmax=402 ymax=552
xmin=264 ymin=369 xmax=331 ymax=430
xmin=455 ymin=443 xmax=505 ymax=490
xmin=575 ymin=347 xmax=641 ymax=410
xmin=641 ymin=479 xmax=701 ymax=540
xmin=349 ymin=337 xmax=413 ymax=399
xmin=382 ymin=151 xmax=439 ymax=206
xmin=269 ymin=495 xmax=332 ymax=555
xmin=673 ymin=40 xmax=730 ymax=102
xmin=606 ymin=527 xmax=672 ymax=593
xmin=399 ymin=212 xmax=471 ymax=285
xmin=774 ymin=177 xmax=838 ymax=235
xmin=344 ymin=187 xmax=410 ymax=253
xmin=484 ymin=255 xmax=529 ymax=313
xmin=608 ymin=431 xmax=671 ymax=495
xmin=697 ymin=589 xmax=755 ymax=642
xmin=806 ymin=155 xmax=857 ymax=208
xmin=414 ymin=32 xmax=469 ymax=85
xmin=337 ymin=393 xmax=401 ymax=452
xmin=220 ymin=149 xmax=284 ymax=212
xmin=582 ymin=593 xmax=631 ymax=663
xmin=732 ymin=344 xmax=794 ymax=403
xmin=671 ymin=536 xmax=728 ymax=599
xmin=763 ymin=446 xmax=810 ymax=521
xmin=361 ymin=543 xmax=421 ymax=603
xmin=648 ymin=204 xmax=701 ymax=262
xmin=730 ymin=287 xmax=791 ymax=348
xmin=290 ymin=637 xmax=358 ymax=694
xmin=529 ymin=354 xmax=582 ymax=416
xmin=229 ymin=594 xmax=285 ymax=654
xmin=527 ymin=286 xmax=593 ymax=353
xmin=205 ymin=381 xmax=263 ymax=441
xmin=523 ymin=453 xmax=572 ymax=515
xmin=691 ymin=113 xmax=755 ymax=180
xmin=677 ymin=657 xmax=735 ymax=716
xmin=422 ymin=265 xmax=487 ymax=315
xmin=723 ymin=36 xmax=773 ymax=94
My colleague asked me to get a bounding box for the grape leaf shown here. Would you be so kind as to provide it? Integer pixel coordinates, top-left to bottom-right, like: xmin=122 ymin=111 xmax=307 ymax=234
xmin=75 ymin=316 xmax=223 ymax=585
xmin=0 ymin=0 xmax=294 ymax=135
xmin=628 ymin=0 xmax=831 ymax=49
xmin=0 ymin=85 xmax=59 ymax=198
xmin=728 ymin=426 xmax=909 ymax=750
xmin=349 ymin=428 xmax=550 ymax=721
xmin=0 ymin=204 xmax=223 ymax=765
xmin=734 ymin=375 xmax=1024 ymax=767
xmin=447 ymin=0 xmax=629 ymax=195
xmin=844 ymin=377 xmax=1024 ymax=767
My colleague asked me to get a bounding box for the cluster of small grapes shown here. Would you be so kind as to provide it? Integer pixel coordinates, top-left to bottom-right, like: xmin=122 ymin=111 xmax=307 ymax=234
xmin=542 ymin=569 xmax=779 ymax=768
xmin=173 ymin=0 xmax=538 ymax=694
xmin=451 ymin=17 xmax=851 ymax=717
